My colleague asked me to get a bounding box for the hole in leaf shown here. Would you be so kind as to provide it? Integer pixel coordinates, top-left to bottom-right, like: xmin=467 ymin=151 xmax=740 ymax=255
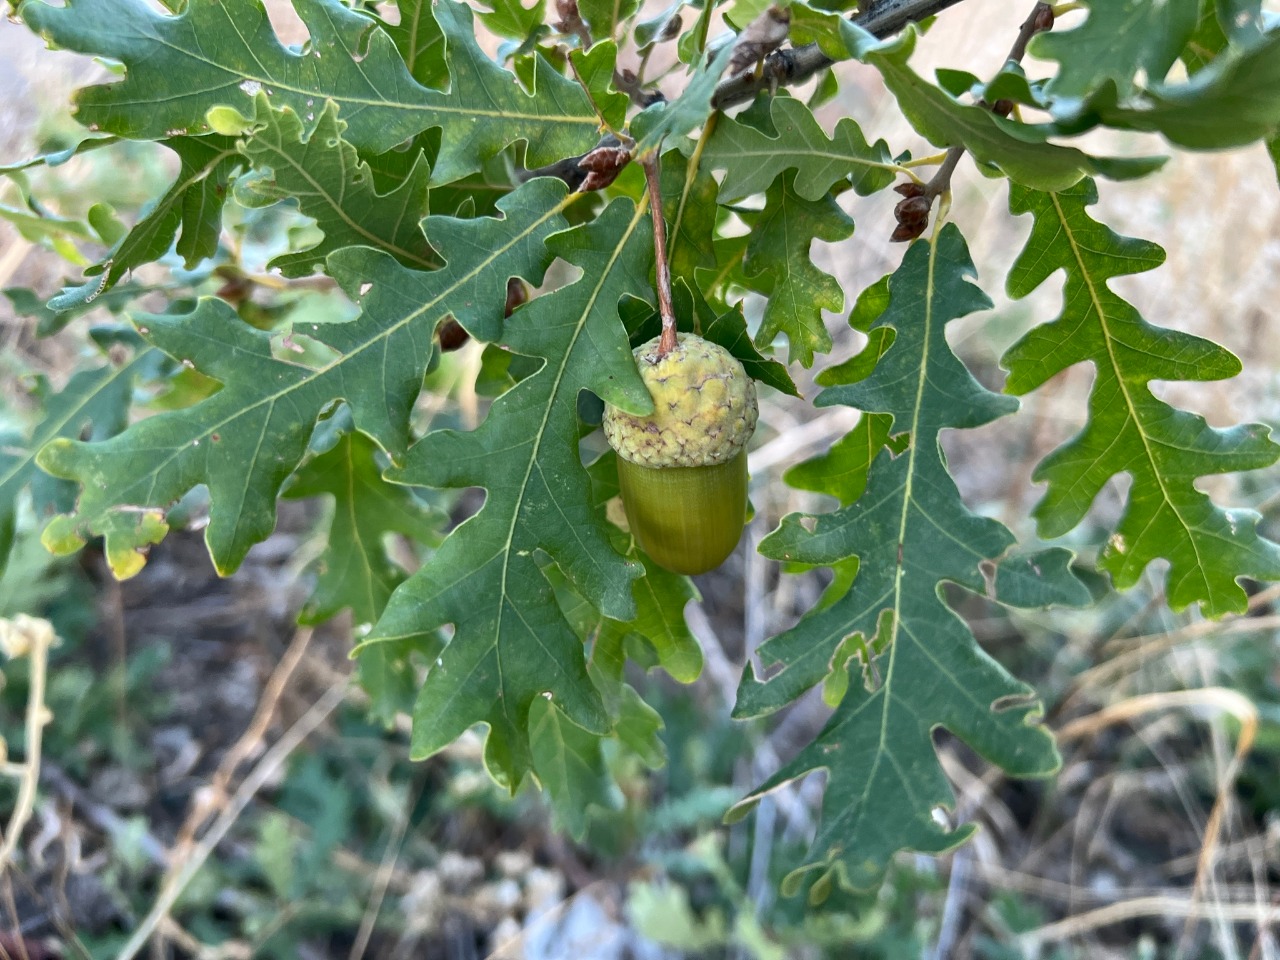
xmin=991 ymin=692 xmax=1038 ymax=714
xmin=262 ymin=0 xmax=310 ymax=46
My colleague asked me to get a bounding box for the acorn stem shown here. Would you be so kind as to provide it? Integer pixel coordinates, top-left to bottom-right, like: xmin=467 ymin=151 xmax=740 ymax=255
xmin=642 ymin=153 xmax=678 ymax=357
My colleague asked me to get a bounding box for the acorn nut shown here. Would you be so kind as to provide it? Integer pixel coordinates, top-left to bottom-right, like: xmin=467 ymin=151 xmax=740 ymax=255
xmin=603 ymin=333 xmax=758 ymax=575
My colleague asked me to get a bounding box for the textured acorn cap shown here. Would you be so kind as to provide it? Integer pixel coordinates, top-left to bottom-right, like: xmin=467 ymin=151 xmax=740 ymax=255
xmin=603 ymin=334 xmax=758 ymax=468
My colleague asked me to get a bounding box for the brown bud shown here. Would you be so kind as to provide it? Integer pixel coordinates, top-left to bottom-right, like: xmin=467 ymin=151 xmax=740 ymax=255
xmin=438 ymin=318 xmax=469 ymax=352
xmin=577 ymin=144 xmax=631 ymax=192
xmin=891 ymin=195 xmax=932 ymax=243
xmin=214 ymin=275 xmax=253 ymax=305
xmin=728 ymin=4 xmax=791 ymax=76
xmin=1032 ymin=3 xmax=1054 ymax=33
xmin=505 ymin=277 xmax=528 ymax=318
xmin=894 ymin=181 xmax=926 ymax=198
xmin=991 ymin=98 xmax=1014 ymax=117
xmin=554 ymin=0 xmax=588 ymax=36
xmin=658 ymin=12 xmax=683 ymax=41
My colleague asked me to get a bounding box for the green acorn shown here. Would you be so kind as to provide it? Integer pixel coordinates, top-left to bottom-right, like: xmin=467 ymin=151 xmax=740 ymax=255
xmin=603 ymin=333 xmax=758 ymax=575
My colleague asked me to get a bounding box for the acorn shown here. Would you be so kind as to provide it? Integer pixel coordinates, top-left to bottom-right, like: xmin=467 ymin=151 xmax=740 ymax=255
xmin=603 ymin=333 xmax=758 ymax=575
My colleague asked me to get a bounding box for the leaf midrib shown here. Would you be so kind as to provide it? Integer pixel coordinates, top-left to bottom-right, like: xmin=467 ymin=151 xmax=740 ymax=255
xmin=1047 ymin=191 xmax=1208 ymax=591
xmin=93 ymin=196 xmax=575 ymax=523
xmin=491 ymin=199 xmax=649 ymax=712
xmin=863 ymin=224 xmax=939 ymax=828
xmin=247 ymin=127 xmax=439 ymax=269
xmin=119 ymin=27 xmax=598 ymax=126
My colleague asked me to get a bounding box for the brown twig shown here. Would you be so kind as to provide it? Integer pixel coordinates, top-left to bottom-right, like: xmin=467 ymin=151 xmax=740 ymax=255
xmin=116 ymin=674 xmax=350 ymax=960
xmin=891 ymin=1 xmax=1053 ymax=241
xmin=169 ymin=626 xmax=315 ymax=857
xmin=641 ymin=155 xmax=678 ymax=356
xmin=556 ymin=0 xmax=664 ymax=109
xmin=710 ymin=0 xmax=970 ymax=111
xmin=523 ymin=0 xmax=973 ymax=188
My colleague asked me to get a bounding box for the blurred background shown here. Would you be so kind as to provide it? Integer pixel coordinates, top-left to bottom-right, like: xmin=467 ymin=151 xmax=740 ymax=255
xmin=2 ymin=1 xmax=1280 ymax=957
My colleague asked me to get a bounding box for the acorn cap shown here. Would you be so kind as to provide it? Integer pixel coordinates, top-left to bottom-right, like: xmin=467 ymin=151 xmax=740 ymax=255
xmin=603 ymin=334 xmax=758 ymax=468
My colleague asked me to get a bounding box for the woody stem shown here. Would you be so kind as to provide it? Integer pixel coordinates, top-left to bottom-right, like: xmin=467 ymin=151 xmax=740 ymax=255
xmin=642 ymin=153 xmax=678 ymax=357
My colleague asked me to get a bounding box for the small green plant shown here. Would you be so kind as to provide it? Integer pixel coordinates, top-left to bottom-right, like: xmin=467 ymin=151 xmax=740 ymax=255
xmin=3 ymin=0 xmax=1279 ymax=907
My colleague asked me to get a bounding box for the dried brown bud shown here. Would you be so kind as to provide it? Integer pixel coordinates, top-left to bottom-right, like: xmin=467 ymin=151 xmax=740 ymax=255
xmin=891 ymin=195 xmax=932 ymax=243
xmin=728 ymin=4 xmax=791 ymax=77
xmin=438 ymin=318 xmax=469 ymax=352
xmin=894 ymin=181 xmax=926 ymax=198
xmin=577 ymin=144 xmax=631 ymax=192
xmin=991 ymin=98 xmax=1014 ymax=117
xmin=440 ymin=280 xmax=526 ymax=350
xmin=658 ymin=12 xmax=683 ymax=41
xmin=505 ymin=277 xmax=528 ymax=318
xmin=214 ymin=275 xmax=252 ymax=305
xmin=554 ymin=0 xmax=588 ymax=37
xmin=1032 ymin=3 xmax=1054 ymax=33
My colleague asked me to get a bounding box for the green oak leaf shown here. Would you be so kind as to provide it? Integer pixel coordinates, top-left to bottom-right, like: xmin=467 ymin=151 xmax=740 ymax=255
xmin=19 ymin=136 xmax=238 ymax=311
xmin=374 ymin=0 xmax=447 ymax=88
xmin=0 ymin=135 xmax=119 ymax=175
xmin=1065 ymin=27 xmax=1280 ymax=149
xmin=579 ymin=0 xmax=641 ymax=41
xmin=854 ymin=27 xmax=1166 ymax=190
xmin=661 ymin=144 xmax=719 ymax=282
xmin=529 ymin=697 xmax=623 ymax=839
xmin=0 ymin=335 xmax=165 ymax=578
xmin=723 ymin=0 xmax=767 ymax=30
xmin=525 ymin=450 xmax=685 ymax=826
xmin=731 ymin=225 xmax=1091 ymax=896
xmin=477 ymin=0 xmax=545 ymax=42
xmin=702 ymin=96 xmax=897 ymax=203
xmin=0 ymin=186 xmax=99 ymax=261
xmin=1181 ymin=0 xmax=1233 ymax=74
xmin=359 ymin=197 xmax=659 ymax=789
xmin=1002 ymin=180 xmax=1280 ymax=615
xmin=635 ymin=2 xmax=681 ymax=48
xmin=624 ymin=280 xmax=799 ymax=398
xmin=284 ymin=428 xmax=443 ymax=627
xmin=700 ymin=305 xmax=799 ymax=399
xmin=1178 ymin=0 xmax=1267 ymax=70
xmin=739 ymin=171 xmax=855 ymax=367
xmin=36 ymin=178 xmax=571 ymax=579
xmin=586 ymin=451 xmax=703 ymax=684
xmin=6 ymin=280 xmax=147 ymax=337
xmin=611 ymin=683 xmax=665 ymax=768
xmin=1031 ymin=0 xmax=1200 ymax=99
xmin=19 ymin=0 xmax=601 ymax=181
xmin=541 ymin=540 xmax=675 ymax=746
xmin=789 ymin=0 xmax=855 ymax=62
xmin=783 ymin=413 xmax=905 ymax=506
xmin=569 ymin=42 xmax=630 ymax=131
xmin=237 ymin=98 xmax=439 ymax=277
xmin=285 ymin=418 xmax=443 ymax=724
xmin=634 ymin=41 xmax=736 ymax=154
